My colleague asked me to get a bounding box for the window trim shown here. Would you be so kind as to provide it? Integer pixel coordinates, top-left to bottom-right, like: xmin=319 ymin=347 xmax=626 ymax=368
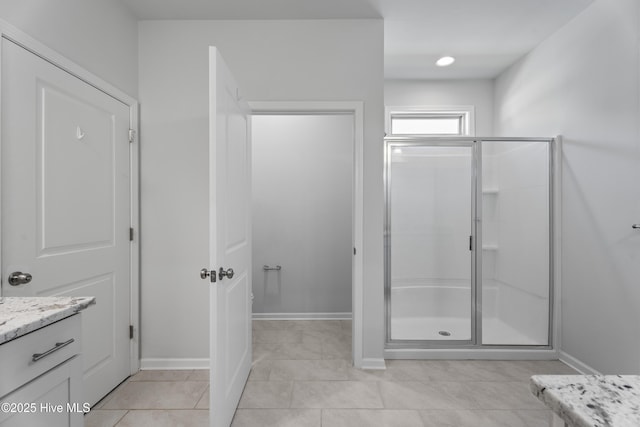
xmin=385 ymin=105 xmax=475 ymax=137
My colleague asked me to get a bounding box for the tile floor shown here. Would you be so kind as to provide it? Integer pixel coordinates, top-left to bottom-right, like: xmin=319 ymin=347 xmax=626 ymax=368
xmin=86 ymin=320 xmax=577 ymax=426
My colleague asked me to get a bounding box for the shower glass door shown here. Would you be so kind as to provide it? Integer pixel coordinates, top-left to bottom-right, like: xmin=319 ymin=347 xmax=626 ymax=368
xmin=386 ymin=142 xmax=474 ymax=343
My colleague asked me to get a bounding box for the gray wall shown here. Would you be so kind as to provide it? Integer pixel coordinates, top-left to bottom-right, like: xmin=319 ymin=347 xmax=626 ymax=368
xmin=138 ymin=20 xmax=384 ymax=366
xmin=0 ymin=0 xmax=138 ymax=97
xmin=385 ymin=79 xmax=494 ymax=136
xmin=252 ymin=115 xmax=353 ymax=316
xmin=494 ymin=0 xmax=640 ymax=373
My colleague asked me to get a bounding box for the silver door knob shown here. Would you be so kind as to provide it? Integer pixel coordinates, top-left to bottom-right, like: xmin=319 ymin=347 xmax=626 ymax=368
xmin=633 ymin=224 xmax=640 ymax=229
xmin=8 ymin=272 xmax=32 ymax=286
xmin=200 ymin=268 xmax=216 ymax=283
xmin=218 ymin=267 xmax=234 ymax=280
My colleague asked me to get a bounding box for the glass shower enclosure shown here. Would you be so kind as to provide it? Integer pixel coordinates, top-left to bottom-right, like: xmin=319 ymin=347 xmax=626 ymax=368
xmin=385 ymin=137 xmax=554 ymax=349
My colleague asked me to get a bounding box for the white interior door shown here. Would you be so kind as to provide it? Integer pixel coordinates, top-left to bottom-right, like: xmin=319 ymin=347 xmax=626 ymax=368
xmin=207 ymin=47 xmax=252 ymax=427
xmin=1 ymin=38 xmax=131 ymax=406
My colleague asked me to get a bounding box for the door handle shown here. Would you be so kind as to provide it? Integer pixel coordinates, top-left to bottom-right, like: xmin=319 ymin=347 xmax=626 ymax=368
xmin=200 ymin=268 xmax=216 ymax=283
xmin=8 ymin=271 xmax=32 ymax=286
xmin=219 ymin=267 xmax=234 ymax=280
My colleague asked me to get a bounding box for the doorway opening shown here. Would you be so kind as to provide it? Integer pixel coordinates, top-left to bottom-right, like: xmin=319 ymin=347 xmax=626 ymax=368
xmin=250 ymin=102 xmax=364 ymax=366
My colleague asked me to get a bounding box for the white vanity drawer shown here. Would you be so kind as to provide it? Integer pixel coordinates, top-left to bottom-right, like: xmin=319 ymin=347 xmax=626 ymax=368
xmin=0 ymin=315 xmax=81 ymax=398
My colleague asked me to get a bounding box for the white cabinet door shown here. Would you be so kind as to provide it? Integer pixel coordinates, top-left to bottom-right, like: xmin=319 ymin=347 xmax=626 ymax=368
xmin=208 ymin=47 xmax=252 ymax=427
xmin=1 ymin=38 xmax=131 ymax=406
xmin=0 ymin=356 xmax=84 ymax=427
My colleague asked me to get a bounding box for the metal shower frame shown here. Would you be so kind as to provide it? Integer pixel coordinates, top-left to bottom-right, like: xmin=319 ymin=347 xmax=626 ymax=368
xmin=384 ymin=136 xmax=556 ymax=351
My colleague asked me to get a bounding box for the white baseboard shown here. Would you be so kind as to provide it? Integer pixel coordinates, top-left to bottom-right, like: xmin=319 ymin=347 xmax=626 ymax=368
xmin=559 ymin=351 xmax=601 ymax=375
xmin=252 ymin=312 xmax=352 ymax=320
xmin=140 ymin=358 xmax=209 ymax=370
xmin=361 ymin=358 xmax=386 ymax=370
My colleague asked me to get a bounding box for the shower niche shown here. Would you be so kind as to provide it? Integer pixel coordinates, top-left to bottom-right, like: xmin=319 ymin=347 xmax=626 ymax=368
xmin=385 ymin=137 xmax=554 ymax=351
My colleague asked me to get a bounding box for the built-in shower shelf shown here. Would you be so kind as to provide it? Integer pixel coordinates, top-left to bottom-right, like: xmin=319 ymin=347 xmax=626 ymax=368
xmin=482 ymin=245 xmax=498 ymax=251
xmin=482 ymin=189 xmax=499 ymax=195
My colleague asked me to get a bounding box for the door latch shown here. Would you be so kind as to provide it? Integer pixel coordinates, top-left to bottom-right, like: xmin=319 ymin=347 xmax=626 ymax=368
xmin=200 ymin=268 xmax=216 ymax=283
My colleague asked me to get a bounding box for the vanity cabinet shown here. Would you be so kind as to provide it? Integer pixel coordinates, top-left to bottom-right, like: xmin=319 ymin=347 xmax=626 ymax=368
xmin=0 ymin=314 xmax=84 ymax=427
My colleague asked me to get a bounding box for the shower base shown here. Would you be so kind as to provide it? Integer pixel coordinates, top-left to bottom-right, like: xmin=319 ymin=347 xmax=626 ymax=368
xmin=391 ymin=316 xmax=471 ymax=341
xmin=391 ymin=316 xmax=537 ymax=345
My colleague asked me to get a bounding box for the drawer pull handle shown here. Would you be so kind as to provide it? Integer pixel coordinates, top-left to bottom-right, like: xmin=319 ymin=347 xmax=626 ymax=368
xmin=32 ymin=338 xmax=75 ymax=362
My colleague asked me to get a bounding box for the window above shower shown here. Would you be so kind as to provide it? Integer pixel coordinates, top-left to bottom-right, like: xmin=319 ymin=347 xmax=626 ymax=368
xmin=385 ymin=106 xmax=475 ymax=137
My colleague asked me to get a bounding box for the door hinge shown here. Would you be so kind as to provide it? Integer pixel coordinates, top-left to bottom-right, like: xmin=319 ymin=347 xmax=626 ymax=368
xmin=130 ymin=227 xmax=134 ymax=241
xmin=129 ymin=325 xmax=134 ymax=339
xmin=128 ymin=129 xmax=136 ymax=143
xmin=353 ymin=247 xmax=356 ymax=255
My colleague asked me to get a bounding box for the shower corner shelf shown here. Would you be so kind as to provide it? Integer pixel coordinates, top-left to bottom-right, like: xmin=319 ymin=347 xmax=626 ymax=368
xmin=482 ymin=188 xmax=499 ymax=195
xmin=482 ymin=245 xmax=498 ymax=251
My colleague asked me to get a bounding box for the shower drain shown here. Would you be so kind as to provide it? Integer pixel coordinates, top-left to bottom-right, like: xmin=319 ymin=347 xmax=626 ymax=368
xmin=438 ymin=330 xmax=452 ymax=337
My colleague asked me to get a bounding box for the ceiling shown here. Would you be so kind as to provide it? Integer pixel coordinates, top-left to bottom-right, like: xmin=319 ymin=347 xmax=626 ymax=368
xmin=121 ymin=0 xmax=595 ymax=79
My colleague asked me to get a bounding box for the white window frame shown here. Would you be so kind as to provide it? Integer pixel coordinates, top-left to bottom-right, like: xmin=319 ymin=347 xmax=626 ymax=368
xmin=385 ymin=105 xmax=475 ymax=137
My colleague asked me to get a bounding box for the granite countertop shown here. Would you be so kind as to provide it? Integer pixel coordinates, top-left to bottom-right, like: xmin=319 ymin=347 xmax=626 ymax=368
xmin=0 ymin=296 xmax=96 ymax=345
xmin=531 ymin=375 xmax=640 ymax=427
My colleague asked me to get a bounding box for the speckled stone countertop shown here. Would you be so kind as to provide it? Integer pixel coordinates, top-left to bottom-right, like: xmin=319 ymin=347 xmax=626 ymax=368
xmin=0 ymin=296 xmax=95 ymax=345
xmin=531 ymin=375 xmax=640 ymax=427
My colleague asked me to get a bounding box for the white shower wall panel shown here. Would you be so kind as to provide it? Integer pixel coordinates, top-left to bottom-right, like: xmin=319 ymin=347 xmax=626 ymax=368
xmin=391 ymin=152 xmax=471 ymax=284
xmin=495 ymin=186 xmax=549 ymax=298
xmin=491 ymin=142 xmax=549 ymax=300
xmin=493 ymin=281 xmax=549 ymax=345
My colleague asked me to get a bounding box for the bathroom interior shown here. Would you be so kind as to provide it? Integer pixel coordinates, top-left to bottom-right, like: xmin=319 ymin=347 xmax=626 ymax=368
xmin=1 ymin=0 xmax=640 ymax=425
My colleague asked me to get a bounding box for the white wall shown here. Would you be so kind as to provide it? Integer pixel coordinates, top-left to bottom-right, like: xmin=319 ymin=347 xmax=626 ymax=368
xmin=138 ymin=20 xmax=384 ymax=365
xmin=385 ymin=79 xmax=494 ymax=136
xmin=252 ymin=115 xmax=353 ymax=316
xmin=0 ymin=0 xmax=138 ymax=97
xmin=494 ymin=0 xmax=640 ymax=373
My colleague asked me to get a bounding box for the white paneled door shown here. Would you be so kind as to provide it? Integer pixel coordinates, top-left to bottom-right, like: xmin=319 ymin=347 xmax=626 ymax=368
xmin=1 ymin=38 xmax=131 ymax=406
xmin=206 ymin=47 xmax=252 ymax=427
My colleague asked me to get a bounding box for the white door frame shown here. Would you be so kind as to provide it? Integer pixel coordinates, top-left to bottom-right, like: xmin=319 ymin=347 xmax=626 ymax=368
xmin=0 ymin=19 xmax=141 ymax=374
xmin=249 ymin=101 xmax=365 ymax=368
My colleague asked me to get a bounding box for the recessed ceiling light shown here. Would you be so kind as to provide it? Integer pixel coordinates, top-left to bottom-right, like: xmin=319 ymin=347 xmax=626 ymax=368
xmin=436 ymin=56 xmax=456 ymax=67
